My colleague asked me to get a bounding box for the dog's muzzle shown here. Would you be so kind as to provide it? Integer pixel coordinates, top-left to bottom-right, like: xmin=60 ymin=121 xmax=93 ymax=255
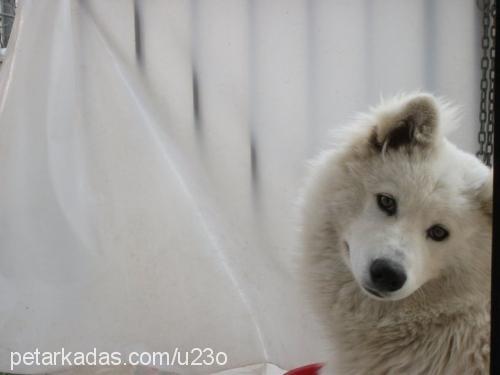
xmin=366 ymin=258 xmax=407 ymax=295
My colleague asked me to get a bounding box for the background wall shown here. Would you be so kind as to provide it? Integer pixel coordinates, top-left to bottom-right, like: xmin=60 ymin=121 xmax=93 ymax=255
xmin=0 ymin=1 xmax=482 ymax=373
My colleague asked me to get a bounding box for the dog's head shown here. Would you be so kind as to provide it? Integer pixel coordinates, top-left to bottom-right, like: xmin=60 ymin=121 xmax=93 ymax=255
xmin=335 ymin=94 xmax=492 ymax=301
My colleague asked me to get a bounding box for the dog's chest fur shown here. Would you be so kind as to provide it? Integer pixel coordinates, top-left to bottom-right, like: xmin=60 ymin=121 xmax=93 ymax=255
xmin=323 ymin=274 xmax=490 ymax=375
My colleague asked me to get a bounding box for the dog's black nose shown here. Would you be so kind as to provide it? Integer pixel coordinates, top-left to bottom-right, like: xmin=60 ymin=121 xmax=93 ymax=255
xmin=370 ymin=258 xmax=407 ymax=292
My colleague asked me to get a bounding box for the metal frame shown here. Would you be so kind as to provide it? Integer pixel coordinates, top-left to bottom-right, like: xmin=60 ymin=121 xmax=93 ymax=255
xmin=0 ymin=0 xmax=15 ymax=62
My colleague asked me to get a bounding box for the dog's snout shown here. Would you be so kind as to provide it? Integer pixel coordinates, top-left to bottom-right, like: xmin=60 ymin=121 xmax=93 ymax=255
xmin=370 ymin=258 xmax=407 ymax=292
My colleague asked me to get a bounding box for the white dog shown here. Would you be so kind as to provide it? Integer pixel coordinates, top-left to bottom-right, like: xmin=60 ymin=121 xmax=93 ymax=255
xmin=301 ymin=93 xmax=492 ymax=374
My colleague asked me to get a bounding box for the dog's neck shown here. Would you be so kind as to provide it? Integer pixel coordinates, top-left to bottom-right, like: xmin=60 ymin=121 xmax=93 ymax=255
xmin=325 ymin=252 xmax=491 ymax=375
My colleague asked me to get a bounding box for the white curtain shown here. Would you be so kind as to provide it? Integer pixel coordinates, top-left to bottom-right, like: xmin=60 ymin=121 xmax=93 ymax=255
xmin=0 ymin=0 xmax=480 ymax=373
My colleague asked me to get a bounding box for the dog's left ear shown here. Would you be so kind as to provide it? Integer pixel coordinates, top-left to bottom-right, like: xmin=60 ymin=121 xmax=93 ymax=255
xmin=476 ymin=172 xmax=493 ymax=219
xmin=371 ymin=95 xmax=440 ymax=152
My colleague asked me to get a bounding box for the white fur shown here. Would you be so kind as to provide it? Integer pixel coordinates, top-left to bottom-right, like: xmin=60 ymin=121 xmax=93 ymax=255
xmin=301 ymin=93 xmax=492 ymax=374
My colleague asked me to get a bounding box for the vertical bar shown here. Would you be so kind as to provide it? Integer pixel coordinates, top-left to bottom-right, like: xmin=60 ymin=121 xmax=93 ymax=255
xmin=192 ymin=68 xmax=202 ymax=133
xmin=0 ymin=0 xmax=4 ymax=48
xmin=133 ymin=0 xmax=143 ymax=66
xmin=0 ymin=0 xmax=15 ymax=49
xmin=490 ymin=2 xmax=499 ymax=373
xmin=247 ymin=0 xmax=259 ymax=195
xmin=187 ymin=0 xmax=209 ymax=163
xmin=190 ymin=0 xmax=203 ymax=135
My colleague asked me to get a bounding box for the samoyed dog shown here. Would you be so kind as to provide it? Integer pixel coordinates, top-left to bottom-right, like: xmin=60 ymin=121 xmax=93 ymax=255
xmin=301 ymin=93 xmax=492 ymax=374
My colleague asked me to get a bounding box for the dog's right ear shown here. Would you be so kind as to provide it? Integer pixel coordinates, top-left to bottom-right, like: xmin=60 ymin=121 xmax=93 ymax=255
xmin=370 ymin=95 xmax=440 ymax=153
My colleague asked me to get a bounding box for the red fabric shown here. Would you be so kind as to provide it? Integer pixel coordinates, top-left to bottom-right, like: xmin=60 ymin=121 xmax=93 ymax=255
xmin=284 ymin=363 xmax=323 ymax=375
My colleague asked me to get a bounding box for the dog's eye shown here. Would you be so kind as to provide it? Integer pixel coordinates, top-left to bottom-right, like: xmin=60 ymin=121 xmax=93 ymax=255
xmin=376 ymin=193 xmax=397 ymax=216
xmin=427 ymin=225 xmax=449 ymax=241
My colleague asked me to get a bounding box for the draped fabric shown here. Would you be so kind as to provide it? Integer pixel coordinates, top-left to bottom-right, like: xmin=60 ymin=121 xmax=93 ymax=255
xmin=0 ymin=1 xmax=480 ymax=373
